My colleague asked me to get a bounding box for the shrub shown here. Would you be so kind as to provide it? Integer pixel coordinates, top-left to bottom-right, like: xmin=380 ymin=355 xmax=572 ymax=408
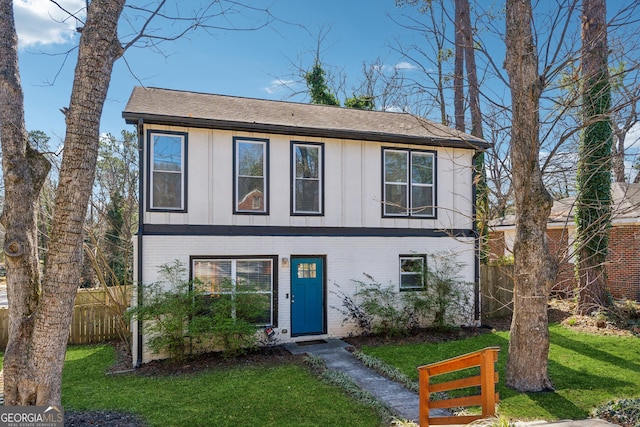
xmin=129 ymin=260 xmax=260 ymax=360
xmin=423 ymin=252 xmax=473 ymax=329
xmin=330 ymin=284 xmax=373 ymax=335
xmin=202 ymin=291 xmax=262 ymax=358
xmin=334 ymin=252 xmax=473 ymax=337
xmin=354 ymin=275 xmax=417 ymax=337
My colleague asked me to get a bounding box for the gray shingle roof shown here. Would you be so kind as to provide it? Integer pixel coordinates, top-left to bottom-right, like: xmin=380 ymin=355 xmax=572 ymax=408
xmin=122 ymin=86 xmax=489 ymax=150
xmin=490 ymin=182 xmax=640 ymax=228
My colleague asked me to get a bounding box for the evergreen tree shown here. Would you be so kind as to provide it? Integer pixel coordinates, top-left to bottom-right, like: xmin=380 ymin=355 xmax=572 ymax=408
xmin=305 ymin=60 xmax=340 ymax=106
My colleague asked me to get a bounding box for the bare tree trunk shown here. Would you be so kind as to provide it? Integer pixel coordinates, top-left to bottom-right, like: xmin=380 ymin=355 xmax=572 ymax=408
xmin=575 ymin=0 xmax=612 ymax=315
xmin=454 ymin=0 xmax=465 ymax=132
xmin=460 ymin=0 xmax=483 ymax=140
xmin=504 ymin=0 xmax=555 ymax=392
xmin=0 ymin=0 xmax=124 ymax=405
xmin=0 ymin=0 xmax=51 ymax=406
xmin=612 ymin=129 xmax=626 ymax=183
xmin=426 ymin=0 xmax=450 ymax=126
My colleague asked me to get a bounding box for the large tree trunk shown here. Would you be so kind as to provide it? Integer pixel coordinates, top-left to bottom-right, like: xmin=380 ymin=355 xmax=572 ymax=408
xmin=0 ymin=0 xmax=124 ymax=405
xmin=0 ymin=0 xmax=51 ymax=406
xmin=575 ymin=0 xmax=612 ymax=315
xmin=458 ymin=0 xmax=483 ymax=140
xmin=504 ymin=0 xmax=555 ymax=392
xmin=454 ymin=0 xmax=465 ymax=132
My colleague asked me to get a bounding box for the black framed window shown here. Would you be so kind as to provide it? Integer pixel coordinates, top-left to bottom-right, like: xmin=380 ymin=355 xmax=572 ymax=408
xmin=399 ymin=255 xmax=425 ymax=291
xmin=234 ymin=138 xmax=268 ymax=214
xmin=192 ymin=257 xmax=275 ymax=326
xmin=292 ymin=142 xmax=323 ymax=215
xmin=383 ymin=148 xmax=436 ymax=217
xmin=148 ymin=131 xmax=187 ymax=211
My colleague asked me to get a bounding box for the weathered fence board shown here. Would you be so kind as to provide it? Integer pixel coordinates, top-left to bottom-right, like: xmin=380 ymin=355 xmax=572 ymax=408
xmin=70 ymin=305 xmax=126 ymax=344
xmin=0 ymin=286 xmax=130 ymax=349
xmin=480 ymin=264 xmax=514 ymax=321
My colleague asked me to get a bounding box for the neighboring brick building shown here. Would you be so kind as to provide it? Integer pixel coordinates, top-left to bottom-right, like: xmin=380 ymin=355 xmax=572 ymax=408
xmin=489 ymin=183 xmax=640 ymax=302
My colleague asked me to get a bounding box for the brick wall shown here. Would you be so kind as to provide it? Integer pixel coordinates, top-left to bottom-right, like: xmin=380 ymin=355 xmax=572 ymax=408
xmin=488 ymin=231 xmax=506 ymax=262
xmin=607 ymin=226 xmax=640 ymax=301
xmin=489 ymin=224 xmax=640 ymax=301
xmin=547 ymin=228 xmax=576 ymax=298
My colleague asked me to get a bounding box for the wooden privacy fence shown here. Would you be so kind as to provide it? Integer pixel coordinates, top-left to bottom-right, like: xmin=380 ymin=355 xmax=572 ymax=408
xmin=0 ymin=286 xmax=130 ymax=349
xmin=480 ymin=264 xmax=514 ymax=321
xmin=417 ymin=346 xmax=500 ymax=426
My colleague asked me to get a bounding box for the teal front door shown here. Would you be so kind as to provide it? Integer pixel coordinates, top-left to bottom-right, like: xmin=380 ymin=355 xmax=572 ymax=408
xmin=291 ymin=257 xmax=325 ymax=336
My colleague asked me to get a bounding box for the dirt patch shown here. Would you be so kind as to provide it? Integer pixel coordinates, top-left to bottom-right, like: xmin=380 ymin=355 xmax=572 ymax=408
xmin=550 ymin=298 xmax=640 ymax=337
xmin=127 ymin=344 xmax=304 ymax=377
xmin=479 ymin=298 xmax=639 ymax=338
xmin=65 ymin=410 xmax=147 ymax=427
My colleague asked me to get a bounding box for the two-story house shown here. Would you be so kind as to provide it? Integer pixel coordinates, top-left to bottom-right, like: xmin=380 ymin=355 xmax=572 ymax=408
xmin=123 ymin=86 xmax=489 ymax=365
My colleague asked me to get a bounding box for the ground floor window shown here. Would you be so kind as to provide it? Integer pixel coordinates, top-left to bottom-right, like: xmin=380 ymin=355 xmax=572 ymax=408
xmin=399 ymin=255 xmax=425 ymax=291
xmin=192 ymin=257 xmax=275 ymax=325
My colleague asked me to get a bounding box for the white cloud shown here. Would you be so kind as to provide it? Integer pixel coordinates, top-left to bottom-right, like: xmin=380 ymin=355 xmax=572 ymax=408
xmin=264 ymin=78 xmax=296 ymax=94
xmin=394 ymin=61 xmax=417 ymax=71
xmin=625 ymin=121 xmax=640 ymax=150
xmin=14 ymin=0 xmax=85 ymax=48
xmin=383 ymin=105 xmax=406 ymax=113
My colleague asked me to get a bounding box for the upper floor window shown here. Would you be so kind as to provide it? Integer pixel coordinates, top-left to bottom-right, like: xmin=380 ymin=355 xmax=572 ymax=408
xmin=234 ymin=138 xmax=269 ymax=214
xmin=383 ymin=148 xmax=436 ymax=217
xmin=148 ymin=131 xmax=187 ymax=211
xmin=292 ymin=142 xmax=323 ymax=215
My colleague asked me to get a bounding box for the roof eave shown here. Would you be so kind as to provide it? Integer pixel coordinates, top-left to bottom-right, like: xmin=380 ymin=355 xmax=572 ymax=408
xmin=122 ymin=112 xmax=491 ymax=150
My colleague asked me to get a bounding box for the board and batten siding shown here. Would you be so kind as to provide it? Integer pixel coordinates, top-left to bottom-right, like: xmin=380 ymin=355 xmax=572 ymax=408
xmin=133 ymin=234 xmax=476 ymax=363
xmin=142 ymin=126 xmax=475 ymax=230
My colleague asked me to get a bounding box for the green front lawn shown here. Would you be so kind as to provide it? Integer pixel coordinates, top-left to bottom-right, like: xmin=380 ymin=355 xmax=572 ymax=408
xmin=61 ymin=345 xmax=382 ymax=427
xmin=360 ymin=324 xmax=640 ymax=421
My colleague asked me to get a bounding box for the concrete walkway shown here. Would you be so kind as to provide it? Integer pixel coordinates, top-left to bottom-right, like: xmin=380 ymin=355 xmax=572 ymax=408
xmin=286 ymin=338 xmax=431 ymax=422
xmin=285 ymin=338 xmax=618 ymax=427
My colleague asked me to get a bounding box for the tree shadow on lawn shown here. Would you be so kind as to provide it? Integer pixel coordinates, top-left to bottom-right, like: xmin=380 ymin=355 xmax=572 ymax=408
xmin=488 ymin=330 xmax=637 ymax=420
xmin=506 ymin=358 xmax=634 ymax=420
xmin=549 ymin=328 xmax=640 ymax=374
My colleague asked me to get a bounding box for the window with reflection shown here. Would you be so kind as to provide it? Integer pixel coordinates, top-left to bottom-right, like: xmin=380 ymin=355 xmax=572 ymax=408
xmin=292 ymin=142 xmax=323 ymax=214
xmin=235 ymin=138 xmax=268 ymax=213
xmin=149 ymin=132 xmax=187 ymax=211
xmin=193 ymin=257 xmax=274 ymax=325
xmin=383 ymin=148 xmax=435 ymax=217
xmin=399 ymin=255 xmax=425 ymax=291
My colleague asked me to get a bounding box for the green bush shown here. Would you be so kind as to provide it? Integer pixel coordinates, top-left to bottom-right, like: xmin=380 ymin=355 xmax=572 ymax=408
xmin=354 ymin=276 xmax=417 ymax=337
xmin=129 ymin=260 xmax=260 ymax=360
xmin=335 ymin=252 xmax=473 ymax=336
xmin=423 ymin=252 xmax=473 ymax=329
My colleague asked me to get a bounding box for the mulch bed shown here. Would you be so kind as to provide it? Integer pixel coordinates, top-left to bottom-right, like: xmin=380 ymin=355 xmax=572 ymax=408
xmin=65 ymin=410 xmax=147 ymax=427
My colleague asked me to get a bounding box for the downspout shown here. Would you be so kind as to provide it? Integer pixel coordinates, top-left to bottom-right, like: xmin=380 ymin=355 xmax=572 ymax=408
xmin=135 ymin=118 xmax=144 ymax=367
xmin=472 ymin=150 xmax=481 ymax=324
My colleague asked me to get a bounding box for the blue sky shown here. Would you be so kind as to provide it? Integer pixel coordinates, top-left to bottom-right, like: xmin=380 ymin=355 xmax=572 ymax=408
xmin=14 ymin=0 xmax=427 ymax=145
xmin=13 ymin=0 xmax=640 ymax=177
